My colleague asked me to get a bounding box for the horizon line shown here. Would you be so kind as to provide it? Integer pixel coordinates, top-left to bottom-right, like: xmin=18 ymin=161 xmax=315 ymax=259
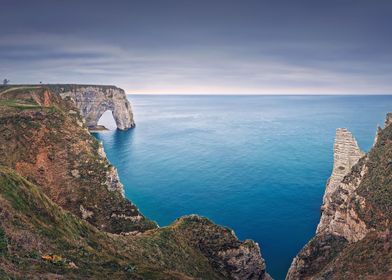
xmin=127 ymin=92 xmax=392 ymax=96
xmin=2 ymin=83 xmax=391 ymax=96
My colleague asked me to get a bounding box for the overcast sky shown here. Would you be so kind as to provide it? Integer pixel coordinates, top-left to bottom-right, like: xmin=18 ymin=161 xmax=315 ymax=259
xmin=1 ymin=0 xmax=391 ymax=94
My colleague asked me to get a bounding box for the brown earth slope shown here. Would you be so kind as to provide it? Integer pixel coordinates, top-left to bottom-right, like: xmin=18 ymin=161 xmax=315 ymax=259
xmin=0 ymin=86 xmax=155 ymax=233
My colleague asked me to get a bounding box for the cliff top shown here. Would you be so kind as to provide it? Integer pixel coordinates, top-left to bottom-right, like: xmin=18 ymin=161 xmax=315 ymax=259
xmin=0 ymin=84 xmax=121 ymax=91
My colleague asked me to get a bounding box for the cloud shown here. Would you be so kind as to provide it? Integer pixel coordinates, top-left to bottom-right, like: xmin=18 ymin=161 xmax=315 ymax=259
xmin=0 ymin=32 xmax=391 ymax=94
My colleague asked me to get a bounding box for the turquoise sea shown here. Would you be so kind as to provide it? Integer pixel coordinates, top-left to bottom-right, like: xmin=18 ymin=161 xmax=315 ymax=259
xmin=93 ymin=95 xmax=392 ymax=280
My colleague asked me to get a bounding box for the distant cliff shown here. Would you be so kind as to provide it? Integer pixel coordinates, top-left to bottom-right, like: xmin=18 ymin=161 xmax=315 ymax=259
xmin=54 ymin=85 xmax=135 ymax=130
xmin=0 ymin=85 xmax=270 ymax=279
xmin=287 ymin=113 xmax=392 ymax=279
xmin=0 ymin=84 xmax=135 ymax=130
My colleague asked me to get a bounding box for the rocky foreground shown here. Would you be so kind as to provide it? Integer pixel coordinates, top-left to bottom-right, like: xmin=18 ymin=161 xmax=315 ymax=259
xmin=0 ymin=86 xmax=270 ymax=279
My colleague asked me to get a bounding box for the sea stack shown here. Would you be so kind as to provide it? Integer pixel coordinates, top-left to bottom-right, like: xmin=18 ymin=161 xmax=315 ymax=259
xmin=287 ymin=114 xmax=392 ymax=279
xmin=317 ymin=128 xmax=365 ymax=234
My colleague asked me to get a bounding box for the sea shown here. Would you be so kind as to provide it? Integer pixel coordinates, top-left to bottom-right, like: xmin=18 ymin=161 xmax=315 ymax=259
xmin=93 ymin=95 xmax=392 ymax=280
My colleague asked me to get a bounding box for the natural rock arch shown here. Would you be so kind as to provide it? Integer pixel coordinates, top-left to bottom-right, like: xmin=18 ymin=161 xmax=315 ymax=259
xmin=97 ymin=110 xmax=118 ymax=129
xmin=57 ymin=85 xmax=135 ymax=130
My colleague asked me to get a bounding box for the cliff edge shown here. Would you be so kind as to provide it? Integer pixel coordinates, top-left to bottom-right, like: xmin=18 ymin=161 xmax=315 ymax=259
xmin=317 ymin=128 xmax=365 ymax=236
xmin=0 ymin=86 xmax=153 ymax=233
xmin=0 ymin=84 xmax=135 ymax=130
xmin=287 ymin=114 xmax=392 ymax=280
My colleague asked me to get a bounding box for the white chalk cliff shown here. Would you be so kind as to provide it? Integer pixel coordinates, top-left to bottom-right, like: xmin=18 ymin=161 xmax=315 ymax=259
xmin=57 ymin=85 xmax=135 ymax=130
xmin=316 ymin=128 xmax=365 ymax=236
xmin=287 ymin=113 xmax=392 ymax=279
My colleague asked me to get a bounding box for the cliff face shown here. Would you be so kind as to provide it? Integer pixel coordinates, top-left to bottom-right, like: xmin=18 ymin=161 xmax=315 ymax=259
xmin=316 ymin=128 xmax=365 ymax=237
xmin=287 ymin=114 xmax=392 ymax=280
xmin=0 ymin=86 xmax=270 ymax=280
xmin=52 ymin=84 xmax=135 ymax=130
xmin=0 ymin=86 xmax=154 ymax=234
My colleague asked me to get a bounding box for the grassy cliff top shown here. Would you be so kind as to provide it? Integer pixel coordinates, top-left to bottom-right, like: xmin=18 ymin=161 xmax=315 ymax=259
xmin=0 ymin=84 xmax=122 ymax=94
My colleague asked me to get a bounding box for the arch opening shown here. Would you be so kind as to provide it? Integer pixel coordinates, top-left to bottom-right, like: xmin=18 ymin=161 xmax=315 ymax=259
xmin=96 ymin=110 xmax=117 ymax=130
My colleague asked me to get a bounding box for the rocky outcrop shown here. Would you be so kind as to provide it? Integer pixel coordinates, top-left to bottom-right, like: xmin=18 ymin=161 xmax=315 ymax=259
xmin=316 ymin=128 xmax=365 ymax=235
xmin=385 ymin=112 xmax=392 ymax=127
xmin=287 ymin=114 xmax=392 ymax=280
xmin=54 ymin=85 xmax=135 ymax=130
xmin=174 ymin=215 xmax=272 ymax=280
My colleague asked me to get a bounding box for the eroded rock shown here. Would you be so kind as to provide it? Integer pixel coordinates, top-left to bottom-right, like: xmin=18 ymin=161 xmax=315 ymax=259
xmin=287 ymin=114 xmax=392 ymax=280
xmin=174 ymin=215 xmax=272 ymax=280
xmin=58 ymin=85 xmax=135 ymax=130
xmin=317 ymin=128 xmax=365 ymax=235
xmin=80 ymin=204 xmax=93 ymax=219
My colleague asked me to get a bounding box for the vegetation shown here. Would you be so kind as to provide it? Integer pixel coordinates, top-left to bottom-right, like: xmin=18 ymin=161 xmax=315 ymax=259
xmin=0 ymin=86 xmax=157 ymax=233
xmin=356 ymin=122 xmax=392 ymax=228
xmin=0 ymin=86 xmax=266 ymax=279
xmin=0 ymin=228 xmax=8 ymax=255
xmin=0 ymin=99 xmax=42 ymax=110
xmin=0 ymin=166 xmax=227 ymax=279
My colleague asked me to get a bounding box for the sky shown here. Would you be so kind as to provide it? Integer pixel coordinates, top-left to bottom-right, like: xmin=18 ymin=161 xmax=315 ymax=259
xmin=0 ymin=0 xmax=391 ymax=94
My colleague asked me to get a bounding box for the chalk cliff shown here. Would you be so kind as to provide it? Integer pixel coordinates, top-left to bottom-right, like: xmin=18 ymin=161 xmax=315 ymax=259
xmin=0 ymin=86 xmax=153 ymax=233
xmin=0 ymin=85 xmax=270 ymax=280
xmin=53 ymin=84 xmax=135 ymax=130
xmin=316 ymin=128 xmax=365 ymax=236
xmin=287 ymin=114 xmax=392 ymax=280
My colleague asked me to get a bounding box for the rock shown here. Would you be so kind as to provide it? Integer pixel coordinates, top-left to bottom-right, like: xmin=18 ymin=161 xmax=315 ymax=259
xmin=68 ymin=262 xmax=78 ymax=269
xmin=76 ymin=119 xmax=84 ymax=128
xmin=287 ymin=113 xmax=392 ymax=280
xmin=317 ymin=128 xmax=365 ymax=235
xmin=106 ymin=166 xmax=125 ymax=197
xmin=80 ymin=205 xmax=93 ymax=219
xmin=97 ymin=142 xmax=107 ymax=159
xmin=111 ymin=213 xmax=142 ymax=222
xmin=58 ymin=85 xmax=135 ymax=130
xmin=218 ymin=240 xmax=272 ymax=280
xmin=385 ymin=112 xmax=392 ymax=128
xmin=174 ymin=215 xmax=271 ymax=280
xmin=71 ymin=169 xmax=81 ymax=178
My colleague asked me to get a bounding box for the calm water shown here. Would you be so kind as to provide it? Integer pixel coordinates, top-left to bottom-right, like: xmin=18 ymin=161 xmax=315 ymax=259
xmin=93 ymin=95 xmax=392 ymax=279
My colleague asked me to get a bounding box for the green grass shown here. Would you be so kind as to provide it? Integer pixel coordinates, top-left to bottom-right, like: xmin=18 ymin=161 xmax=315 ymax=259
xmin=0 ymin=99 xmax=41 ymax=110
xmin=356 ymin=123 xmax=392 ymax=229
xmin=0 ymin=166 xmax=223 ymax=279
xmin=0 ymin=167 xmax=95 ymax=243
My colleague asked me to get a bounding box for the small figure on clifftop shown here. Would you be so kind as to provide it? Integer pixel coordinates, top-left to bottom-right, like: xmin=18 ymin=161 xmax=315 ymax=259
xmin=3 ymin=79 xmax=10 ymax=85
